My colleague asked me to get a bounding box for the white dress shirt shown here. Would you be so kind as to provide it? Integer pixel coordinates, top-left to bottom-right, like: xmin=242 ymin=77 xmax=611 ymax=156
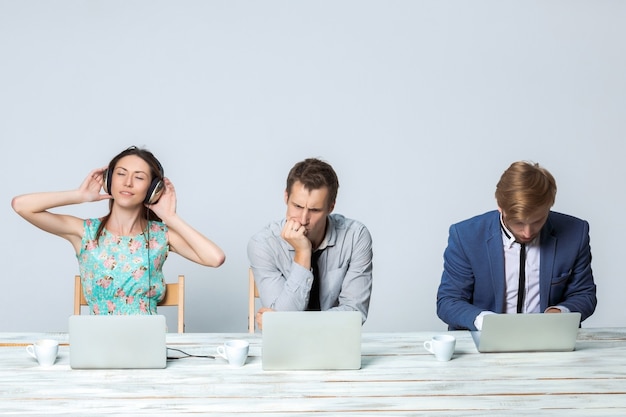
xmin=501 ymin=222 xmax=541 ymax=314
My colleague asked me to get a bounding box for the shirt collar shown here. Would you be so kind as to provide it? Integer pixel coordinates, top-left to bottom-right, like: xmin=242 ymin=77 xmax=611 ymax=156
xmin=499 ymin=213 xmax=539 ymax=248
xmin=316 ymin=215 xmax=335 ymax=251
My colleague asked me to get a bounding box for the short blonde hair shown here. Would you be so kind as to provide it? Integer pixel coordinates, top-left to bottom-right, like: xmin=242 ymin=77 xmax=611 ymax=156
xmin=495 ymin=161 xmax=556 ymax=221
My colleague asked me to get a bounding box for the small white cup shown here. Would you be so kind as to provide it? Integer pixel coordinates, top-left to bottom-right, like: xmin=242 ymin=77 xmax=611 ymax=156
xmin=216 ymin=340 xmax=249 ymax=367
xmin=424 ymin=334 xmax=456 ymax=362
xmin=26 ymin=339 xmax=59 ymax=367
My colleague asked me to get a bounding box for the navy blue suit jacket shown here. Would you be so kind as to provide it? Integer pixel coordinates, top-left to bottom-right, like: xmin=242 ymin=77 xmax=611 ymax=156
xmin=436 ymin=210 xmax=597 ymax=331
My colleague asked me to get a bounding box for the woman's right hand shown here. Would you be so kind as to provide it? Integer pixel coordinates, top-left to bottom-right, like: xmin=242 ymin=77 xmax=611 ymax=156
xmin=79 ymin=167 xmax=113 ymax=202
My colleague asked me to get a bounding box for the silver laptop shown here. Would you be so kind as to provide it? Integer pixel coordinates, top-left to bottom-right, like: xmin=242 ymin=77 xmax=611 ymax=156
xmin=262 ymin=311 xmax=362 ymax=370
xmin=69 ymin=315 xmax=167 ymax=369
xmin=471 ymin=312 xmax=581 ymax=353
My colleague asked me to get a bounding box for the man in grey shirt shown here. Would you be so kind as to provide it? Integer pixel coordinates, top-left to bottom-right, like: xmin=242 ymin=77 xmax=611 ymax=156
xmin=247 ymin=158 xmax=373 ymax=329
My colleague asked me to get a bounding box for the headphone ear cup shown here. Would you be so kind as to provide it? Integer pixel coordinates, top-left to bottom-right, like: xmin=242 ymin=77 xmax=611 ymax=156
xmin=103 ymin=168 xmax=112 ymax=194
xmin=144 ymin=179 xmax=164 ymax=205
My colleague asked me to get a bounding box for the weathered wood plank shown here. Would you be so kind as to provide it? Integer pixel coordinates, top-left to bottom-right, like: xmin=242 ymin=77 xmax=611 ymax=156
xmin=1 ymin=329 xmax=625 ymax=415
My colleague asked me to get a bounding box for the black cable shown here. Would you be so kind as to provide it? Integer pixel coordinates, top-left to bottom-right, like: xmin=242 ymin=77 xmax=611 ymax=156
xmin=167 ymin=347 xmax=215 ymax=360
xmin=146 ymin=210 xmax=152 ymax=316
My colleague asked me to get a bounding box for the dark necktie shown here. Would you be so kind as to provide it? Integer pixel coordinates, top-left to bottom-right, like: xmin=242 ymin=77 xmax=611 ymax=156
xmin=307 ymin=250 xmax=322 ymax=311
xmin=517 ymin=242 xmax=526 ymax=313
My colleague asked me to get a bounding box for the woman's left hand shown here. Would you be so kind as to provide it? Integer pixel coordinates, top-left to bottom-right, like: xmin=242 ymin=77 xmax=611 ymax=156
xmin=146 ymin=177 xmax=177 ymax=221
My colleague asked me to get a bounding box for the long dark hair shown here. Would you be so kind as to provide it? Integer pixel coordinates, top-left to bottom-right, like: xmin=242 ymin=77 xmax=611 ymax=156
xmin=96 ymin=146 xmax=164 ymax=240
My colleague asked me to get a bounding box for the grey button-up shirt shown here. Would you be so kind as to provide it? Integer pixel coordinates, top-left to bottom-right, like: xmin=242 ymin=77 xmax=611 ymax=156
xmin=247 ymin=213 xmax=373 ymax=323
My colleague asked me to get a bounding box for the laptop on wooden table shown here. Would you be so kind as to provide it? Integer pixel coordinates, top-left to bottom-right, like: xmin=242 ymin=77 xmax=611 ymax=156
xmin=68 ymin=315 xmax=167 ymax=369
xmin=471 ymin=312 xmax=581 ymax=353
xmin=261 ymin=311 xmax=362 ymax=370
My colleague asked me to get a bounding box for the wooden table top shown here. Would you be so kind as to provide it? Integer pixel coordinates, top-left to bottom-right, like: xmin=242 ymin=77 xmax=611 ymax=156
xmin=1 ymin=329 xmax=626 ymax=416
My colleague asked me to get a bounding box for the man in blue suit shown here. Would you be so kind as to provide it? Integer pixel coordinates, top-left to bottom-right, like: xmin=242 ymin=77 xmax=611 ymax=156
xmin=436 ymin=161 xmax=597 ymax=331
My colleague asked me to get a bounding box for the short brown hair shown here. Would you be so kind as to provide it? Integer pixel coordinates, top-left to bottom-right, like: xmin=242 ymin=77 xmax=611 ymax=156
xmin=286 ymin=158 xmax=339 ymax=209
xmin=495 ymin=161 xmax=556 ymax=220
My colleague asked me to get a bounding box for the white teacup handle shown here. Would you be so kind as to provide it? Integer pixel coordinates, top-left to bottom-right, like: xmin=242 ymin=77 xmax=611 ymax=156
xmin=423 ymin=341 xmax=434 ymax=354
xmin=216 ymin=345 xmax=227 ymax=360
xmin=26 ymin=345 xmax=36 ymax=359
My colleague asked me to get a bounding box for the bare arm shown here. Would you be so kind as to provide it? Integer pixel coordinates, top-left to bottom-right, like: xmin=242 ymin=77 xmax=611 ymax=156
xmin=11 ymin=167 xmax=111 ymax=252
xmin=148 ymin=178 xmax=225 ymax=267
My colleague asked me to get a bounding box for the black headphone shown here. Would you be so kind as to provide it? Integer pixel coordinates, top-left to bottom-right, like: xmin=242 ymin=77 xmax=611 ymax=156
xmin=103 ymin=148 xmax=165 ymax=205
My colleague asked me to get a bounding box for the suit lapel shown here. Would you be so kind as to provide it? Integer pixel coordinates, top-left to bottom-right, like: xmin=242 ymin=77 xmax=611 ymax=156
xmin=486 ymin=213 xmax=506 ymax=313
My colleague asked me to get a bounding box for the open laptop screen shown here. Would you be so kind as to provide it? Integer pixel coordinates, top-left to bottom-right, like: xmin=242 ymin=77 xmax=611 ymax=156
xmin=68 ymin=315 xmax=167 ymax=369
xmin=471 ymin=312 xmax=581 ymax=353
xmin=262 ymin=311 xmax=362 ymax=370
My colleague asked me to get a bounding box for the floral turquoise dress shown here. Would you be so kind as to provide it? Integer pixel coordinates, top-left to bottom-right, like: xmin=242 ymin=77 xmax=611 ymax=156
xmin=77 ymin=218 xmax=169 ymax=315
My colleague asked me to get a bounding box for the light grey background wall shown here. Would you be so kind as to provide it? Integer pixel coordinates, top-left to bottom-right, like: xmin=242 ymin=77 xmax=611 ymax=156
xmin=1 ymin=0 xmax=624 ymax=333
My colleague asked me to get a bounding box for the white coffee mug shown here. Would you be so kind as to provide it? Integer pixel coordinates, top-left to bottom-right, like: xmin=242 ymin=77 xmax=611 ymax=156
xmin=424 ymin=334 xmax=456 ymax=362
xmin=216 ymin=340 xmax=249 ymax=367
xmin=26 ymin=339 xmax=59 ymax=367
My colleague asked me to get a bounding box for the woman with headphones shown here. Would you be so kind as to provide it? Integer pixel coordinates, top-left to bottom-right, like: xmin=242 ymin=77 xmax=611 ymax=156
xmin=12 ymin=146 xmax=225 ymax=315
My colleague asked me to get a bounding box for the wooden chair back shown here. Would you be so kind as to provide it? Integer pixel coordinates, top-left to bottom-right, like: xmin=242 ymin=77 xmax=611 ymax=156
xmin=248 ymin=268 xmax=260 ymax=333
